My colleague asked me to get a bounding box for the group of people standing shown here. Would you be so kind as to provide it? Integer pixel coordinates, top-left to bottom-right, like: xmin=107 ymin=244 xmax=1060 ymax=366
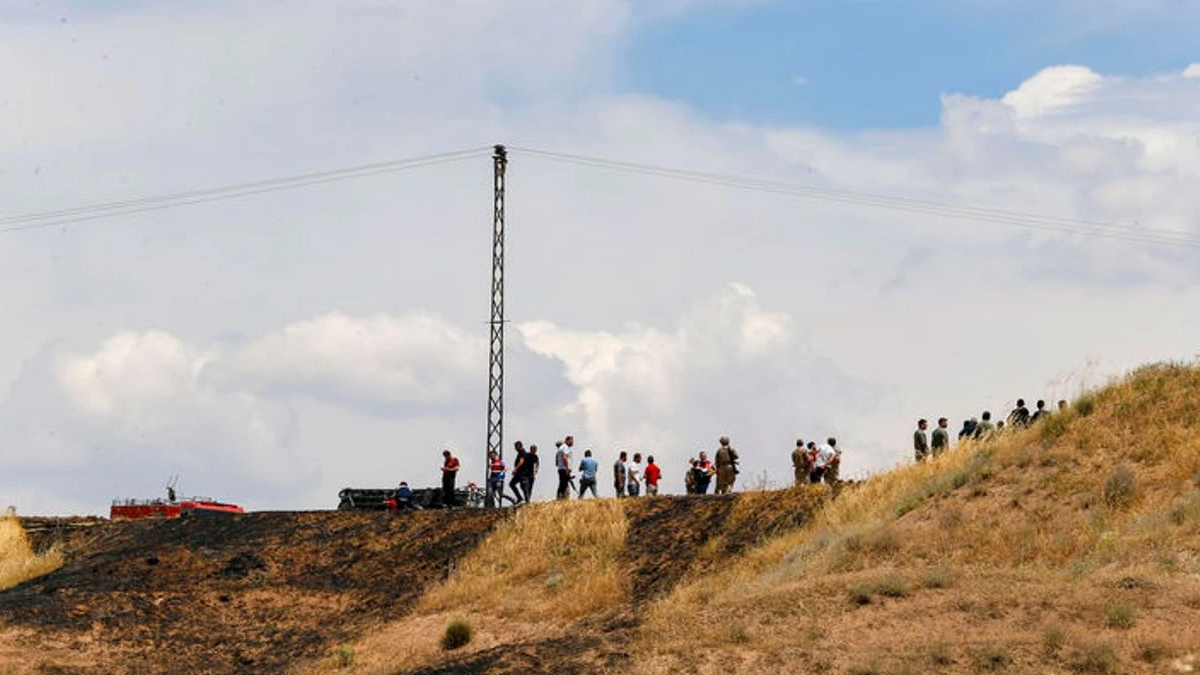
xmin=434 ymin=434 xmax=743 ymax=507
xmin=914 ymin=398 xmax=1066 ymax=462
xmin=789 ymin=437 xmax=843 ymax=486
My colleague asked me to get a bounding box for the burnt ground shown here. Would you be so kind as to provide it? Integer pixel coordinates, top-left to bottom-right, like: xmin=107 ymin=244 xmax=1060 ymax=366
xmin=4 ymin=510 xmax=508 ymax=675
xmin=3 ymin=492 xmax=824 ymax=675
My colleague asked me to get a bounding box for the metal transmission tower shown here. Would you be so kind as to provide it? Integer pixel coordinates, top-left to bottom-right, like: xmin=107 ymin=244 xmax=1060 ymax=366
xmin=485 ymin=145 xmax=507 ymax=505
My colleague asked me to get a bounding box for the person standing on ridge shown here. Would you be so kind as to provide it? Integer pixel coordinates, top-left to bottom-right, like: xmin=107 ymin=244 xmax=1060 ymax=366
xmin=441 ymin=449 xmax=460 ymax=508
xmin=715 ymin=437 xmax=739 ymax=494
xmin=513 ymin=442 xmax=538 ymax=504
xmin=555 ymin=437 xmax=573 ymax=501
xmin=914 ymin=419 xmax=930 ymax=462
xmin=627 ymin=453 xmax=643 ymax=497
xmin=644 ymin=456 xmax=661 ymax=496
xmin=959 ymin=418 xmax=977 ymax=441
xmin=792 ymin=439 xmax=810 ymax=487
xmin=685 ymin=458 xmax=698 ymax=494
xmin=695 ymin=452 xmax=715 ymax=494
xmin=931 ymin=418 xmax=950 ymax=458
xmin=1008 ymin=399 xmax=1031 ymax=428
xmin=577 ymin=449 xmax=599 ymax=498
xmin=511 ymin=441 xmax=528 ymax=504
xmin=487 ymin=449 xmax=508 ymax=508
xmin=974 ymin=411 xmax=995 ymax=440
xmin=1030 ymin=400 xmax=1050 ymax=423
xmin=613 ymin=451 xmax=628 ymax=497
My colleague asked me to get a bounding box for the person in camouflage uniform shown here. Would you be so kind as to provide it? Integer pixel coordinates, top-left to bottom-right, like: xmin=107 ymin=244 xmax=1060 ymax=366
xmin=792 ymin=439 xmax=809 ymax=486
xmin=715 ymin=436 xmax=739 ymax=495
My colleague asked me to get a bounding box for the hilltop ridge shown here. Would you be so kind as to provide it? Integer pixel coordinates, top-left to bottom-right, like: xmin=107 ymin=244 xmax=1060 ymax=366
xmin=5 ymin=362 xmax=1200 ymax=674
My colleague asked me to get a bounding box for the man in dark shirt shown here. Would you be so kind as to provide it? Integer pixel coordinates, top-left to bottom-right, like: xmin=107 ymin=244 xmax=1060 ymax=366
xmin=514 ymin=444 xmax=539 ymax=503
xmin=1030 ymin=400 xmax=1050 ymax=423
xmin=441 ymin=450 xmax=460 ymax=508
xmin=1008 ymin=399 xmax=1031 ymax=428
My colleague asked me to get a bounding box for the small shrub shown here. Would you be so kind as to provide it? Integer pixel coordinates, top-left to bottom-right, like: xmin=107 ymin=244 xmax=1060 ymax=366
xmin=927 ymin=643 xmax=954 ymax=666
xmin=970 ymin=645 xmax=1010 ymax=671
xmin=1043 ymin=626 xmax=1066 ymax=657
xmin=923 ymin=568 xmax=952 ymax=589
xmin=873 ymin=575 xmax=910 ymax=598
xmin=1106 ymin=603 xmax=1136 ymax=629
xmin=1136 ymin=640 xmax=1172 ymax=663
xmin=1070 ymin=642 xmax=1120 ymax=674
xmin=849 ymin=585 xmax=873 ymax=606
xmin=727 ymin=622 xmax=750 ymax=644
xmin=1075 ymin=394 xmax=1097 ymax=417
xmin=441 ymin=617 xmax=473 ymax=651
xmin=938 ymin=509 xmax=963 ymax=530
xmin=1039 ymin=412 xmax=1070 ymax=444
xmin=847 ymin=662 xmax=882 ymax=675
xmin=1102 ymin=465 xmax=1136 ymax=510
xmin=333 ymin=643 xmax=355 ymax=668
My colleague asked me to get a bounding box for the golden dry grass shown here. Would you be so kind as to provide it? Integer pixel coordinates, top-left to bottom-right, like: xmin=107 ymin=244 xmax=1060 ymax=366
xmin=633 ymin=362 xmax=1200 ymax=674
xmin=0 ymin=514 xmax=63 ymax=591
xmin=419 ymin=499 xmax=628 ymax=621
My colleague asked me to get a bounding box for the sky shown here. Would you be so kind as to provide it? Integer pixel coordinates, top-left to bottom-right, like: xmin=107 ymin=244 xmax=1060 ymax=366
xmin=1 ymin=0 xmax=1199 ymax=514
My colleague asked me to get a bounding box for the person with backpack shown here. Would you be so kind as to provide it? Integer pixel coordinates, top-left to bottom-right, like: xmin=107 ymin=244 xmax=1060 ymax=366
xmin=613 ymin=451 xmax=628 ymax=497
xmin=714 ymin=437 xmax=739 ymax=494
xmin=792 ymin=439 xmax=810 ymax=487
xmin=644 ymin=456 xmax=662 ymax=496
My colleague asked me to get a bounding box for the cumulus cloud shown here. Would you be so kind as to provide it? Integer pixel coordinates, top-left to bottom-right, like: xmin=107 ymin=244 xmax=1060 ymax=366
xmin=3 ymin=1 xmax=1200 ymax=514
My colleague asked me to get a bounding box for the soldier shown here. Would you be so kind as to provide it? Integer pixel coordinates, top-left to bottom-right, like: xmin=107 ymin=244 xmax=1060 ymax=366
xmin=931 ymin=418 xmax=950 ymax=458
xmin=974 ymin=411 xmax=995 ymax=440
xmin=792 ymin=439 xmax=809 ymax=487
xmin=914 ymin=419 xmax=930 ymax=462
xmin=715 ymin=436 xmax=739 ymax=495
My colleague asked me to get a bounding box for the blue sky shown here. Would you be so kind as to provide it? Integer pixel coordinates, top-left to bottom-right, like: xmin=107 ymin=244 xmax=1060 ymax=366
xmin=625 ymin=1 xmax=1200 ymax=129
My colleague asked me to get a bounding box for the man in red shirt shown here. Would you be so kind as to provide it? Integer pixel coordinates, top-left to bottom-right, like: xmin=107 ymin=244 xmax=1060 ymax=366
xmin=441 ymin=449 xmax=460 ymax=508
xmin=644 ymin=455 xmax=662 ymax=496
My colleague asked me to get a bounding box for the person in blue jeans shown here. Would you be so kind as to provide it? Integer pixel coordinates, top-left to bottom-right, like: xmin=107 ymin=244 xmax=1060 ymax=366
xmin=577 ymin=449 xmax=599 ymax=498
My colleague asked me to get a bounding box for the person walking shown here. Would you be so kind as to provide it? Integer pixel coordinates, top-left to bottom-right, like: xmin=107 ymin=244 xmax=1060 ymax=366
xmin=441 ymin=449 xmax=460 ymax=508
xmin=644 ymin=456 xmax=661 ymax=496
xmin=627 ymin=453 xmax=643 ymax=497
xmin=792 ymin=439 xmax=810 ymax=487
xmin=511 ymin=441 xmax=528 ymax=503
xmin=555 ymin=436 xmax=574 ymax=500
xmin=914 ymin=419 xmax=930 ymax=462
xmin=931 ymin=418 xmax=950 ymax=458
xmin=487 ymin=450 xmax=508 ymax=508
xmin=714 ymin=437 xmax=739 ymax=494
xmin=613 ymin=451 xmax=628 ymax=497
xmin=577 ymin=449 xmax=599 ymax=498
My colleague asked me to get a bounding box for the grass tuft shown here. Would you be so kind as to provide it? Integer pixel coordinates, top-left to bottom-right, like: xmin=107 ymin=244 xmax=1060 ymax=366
xmin=332 ymin=643 xmax=354 ymax=668
xmin=1102 ymin=465 xmax=1137 ymax=510
xmin=440 ymin=618 xmax=472 ymax=651
xmin=922 ymin=568 xmax=952 ymax=589
xmin=0 ymin=514 xmax=64 ymax=591
xmin=1043 ymin=626 xmax=1066 ymax=657
xmin=1069 ymin=642 xmax=1121 ymax=674
xmin=970 ymin=644 xmax=1011 ymax=671
xmin=1106 ymin=603 xmax=1136 ymax=629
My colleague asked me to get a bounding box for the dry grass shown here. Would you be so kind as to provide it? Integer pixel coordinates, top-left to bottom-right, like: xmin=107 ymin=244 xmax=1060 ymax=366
xmin=0 ymin=515 xmax=63 ymax=591
xmin=419 ymin=499 xmax=628 ymax=621
xmin=631 ymin=363 xmax=1200 ymax=674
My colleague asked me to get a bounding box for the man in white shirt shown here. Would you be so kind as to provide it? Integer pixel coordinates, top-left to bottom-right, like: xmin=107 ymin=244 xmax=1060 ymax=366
xmin=627 ymin=453 xmax=643 ymax=497
xmin=813 ymin=439 xmax=838 ymax=484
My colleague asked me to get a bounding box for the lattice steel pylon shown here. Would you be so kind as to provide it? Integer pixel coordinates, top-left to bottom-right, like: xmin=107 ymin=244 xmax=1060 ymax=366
xmin=485 ymin=145 xmax=507 ymax=504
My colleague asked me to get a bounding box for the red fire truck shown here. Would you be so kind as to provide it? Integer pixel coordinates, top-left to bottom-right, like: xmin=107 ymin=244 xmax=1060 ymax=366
xmin=110 ymin=481 xmax=244 ymax=520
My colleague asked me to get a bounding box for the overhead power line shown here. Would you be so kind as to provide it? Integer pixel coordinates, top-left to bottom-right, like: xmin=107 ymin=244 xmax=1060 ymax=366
xmin=0 ymin=147 xmax=491 ymax=235
xmin=508 ymin=146 xmax=1200 ymax=250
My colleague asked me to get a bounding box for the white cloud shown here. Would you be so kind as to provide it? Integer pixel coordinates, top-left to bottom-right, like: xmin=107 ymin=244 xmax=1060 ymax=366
xmin=792 ymin=75 xmax=809 ymax=86
xmin=1184 ymin=63 xmax=1200 ymax=79
xmin=2 ymin=2 xmax=1200 ymax=513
